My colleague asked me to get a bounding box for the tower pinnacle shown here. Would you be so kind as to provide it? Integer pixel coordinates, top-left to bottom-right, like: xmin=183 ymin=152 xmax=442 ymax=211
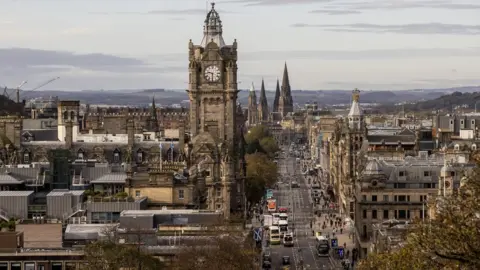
xmin=201 ymin=2 xmax=225 ymax=47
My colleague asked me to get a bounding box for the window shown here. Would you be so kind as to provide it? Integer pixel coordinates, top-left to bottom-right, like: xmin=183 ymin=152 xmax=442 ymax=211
xmin=237 ymin=183 xmax=241 ymax=193
xmin=394 ymin=183 xmax=406 ymax=189
xmin=399 ymin=171 xmax=405 ymax=177
xmin=11 ymin=263 xmax=21 ymax=270
xmin=0 ymin=263 xmax=7 ymax=270
xmin=371 ymin=195 xmax=377 ymax=202
xmin=216 ymin=187 xmax=222 ymax=197
xmin=362 ymin=195 xmax=367 ymax=201
xmin=137 ymin=152 xmax=143 ymax=162
xmin=52 ymin=263 xmax=63 ymax=270
xmin=24 ymin=263 xmax=35 ymax=270
xmin=423 ymin=183 xmax=432 ymax=188
xmin=372 ymin=210 xmax=377 ymax=219
xmin=398 ymin=210 xmax=407 ymax=219
xmin=113 ymin=152 xmax=120 ymax=163
xmin=407 ymin=195 xmax=411 ymax=202
xmin=143 ymin=134 xmax=151 ymax=141
xmin=383 ymin=210 xmax=389 ymax=219
xmin=450 ymin=171 xmax=455 ymax=177
xmin=23 ymin=152 xmax=30 ymax=163
xmin=396 ymin=195 xmax=407 ymax=202
xmin=420 ymin=195 xmax=428 ymax=202
xmin=78 ymin=151 xmax=84 ymax=159
xmin=383 ymin=195 xmax=389 ymax=202
xmin=362 ymin=210 xmax=367 ymax=219
xmin=135 ymin=190 xmax=140 ymax=197
xmin=424 ymin=171 xmax=431 ymax=177
xmin=216 ymin=204 xmax=222 ymax=209
xmin=179 ymin=189 xmax=184 ymax=200
xmin=66 ymin=263 xmax=76 ymax=270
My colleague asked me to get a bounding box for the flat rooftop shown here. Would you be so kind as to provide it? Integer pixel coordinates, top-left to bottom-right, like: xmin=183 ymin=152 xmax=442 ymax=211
xmin=65 ymin=224 xmax=117 ymax=234
xmin=16 ymin=224 xmax=62 ymax=248
xmin=121 ymin=209 xmax=221 ymax=216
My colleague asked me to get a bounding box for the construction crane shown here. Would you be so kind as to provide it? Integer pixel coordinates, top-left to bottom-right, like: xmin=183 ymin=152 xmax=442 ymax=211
xmin=20 ymin=77 xmax=60 ymax=101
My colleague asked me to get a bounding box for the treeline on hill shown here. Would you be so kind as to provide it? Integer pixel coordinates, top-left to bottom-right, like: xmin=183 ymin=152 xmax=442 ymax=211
xmin=0 ymin=95 xmax=23 ymax=116
xmin=405 ymin=91 xmax=480 ymax=112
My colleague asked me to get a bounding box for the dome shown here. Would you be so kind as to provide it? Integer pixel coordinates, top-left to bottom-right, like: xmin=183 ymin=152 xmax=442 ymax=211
xmin=363 ymin=159 xmax=384 ymax=176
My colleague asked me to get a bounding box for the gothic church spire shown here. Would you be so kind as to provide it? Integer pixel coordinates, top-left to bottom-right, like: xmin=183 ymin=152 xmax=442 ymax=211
xmin=273 ymin=78 xmax=280 ymax=112
xmin=258 ymin=78 xmax=269 ymax=122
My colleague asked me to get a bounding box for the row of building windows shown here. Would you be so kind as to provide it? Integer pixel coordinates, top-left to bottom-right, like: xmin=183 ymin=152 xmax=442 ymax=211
xmin=362 ymin=209 xmax=423 ymax=220
xmin=362 ymin=194 xmax=430 ymax=202
xmin=0 ymin=262 xmax=76 ymax=270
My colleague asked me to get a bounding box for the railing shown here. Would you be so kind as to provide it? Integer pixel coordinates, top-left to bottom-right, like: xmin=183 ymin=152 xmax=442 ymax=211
xmin=0 ymin=208 xmax=9 ymax=221
xmin=28 ymin=205 xmax=47 ymax=212
xmin=24 ymin=173 xmax=46 ymax=187
xmin=72 ymin=175 xmax=89 ymax=186
xmin=62 ymin=203 xmax=85 ymax=222
xmin=87 ymin=197 xmax=136 ymax=203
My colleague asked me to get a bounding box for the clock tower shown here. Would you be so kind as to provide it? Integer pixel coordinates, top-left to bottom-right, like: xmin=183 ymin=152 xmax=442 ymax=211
xmin=187 ymin=3 xmax=242 ymax=219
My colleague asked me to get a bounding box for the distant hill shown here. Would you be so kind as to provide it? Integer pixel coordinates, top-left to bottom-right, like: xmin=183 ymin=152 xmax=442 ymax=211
xmin=406 ymin=91 xmax=480 ymax=111
xmin=12 ymin=86 xmax=480 ymax=109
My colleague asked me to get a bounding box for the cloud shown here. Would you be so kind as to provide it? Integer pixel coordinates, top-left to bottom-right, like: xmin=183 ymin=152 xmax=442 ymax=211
xmin=224 ymin=0 xmax=332 ymax=6
xmin=147 ymin=47 xmax=480 ymax=62
xmin=89 ymin=9 xmax=233 ymax=16
xmin=310 ymin=0 xmax=480 ymax=15
xmin=309 ymin=9 xmax=361 ymax=15
xmin=291 ymin=23 xmax=480 ymax=35
xmin=0 ymin=20 xmax=14 ymax=25
xmin=61 ymin=27 xmax=91 ymax=35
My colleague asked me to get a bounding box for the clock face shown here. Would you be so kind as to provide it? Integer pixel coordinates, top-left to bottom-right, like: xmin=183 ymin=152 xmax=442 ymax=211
xmin=204 ymin=65 xmax=221 ymax=82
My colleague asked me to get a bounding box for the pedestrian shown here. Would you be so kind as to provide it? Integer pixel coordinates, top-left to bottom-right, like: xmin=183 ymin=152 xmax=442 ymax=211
xmin=340 ymin=228 xmax=343 ymax=234
xmin=344 ymin=242 xmax=347 ymax=249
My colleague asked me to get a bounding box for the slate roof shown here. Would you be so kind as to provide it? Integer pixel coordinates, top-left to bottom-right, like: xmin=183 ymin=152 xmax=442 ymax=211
xmin=0 ymin=173 xmax=23 ymax=184
xmin=0 ymin=190 xmax=34 ymax=197
xmin=47 ymin=189 xmax=85 ymax=197
xmin=90 ymin=173 xmax=127 ymax=184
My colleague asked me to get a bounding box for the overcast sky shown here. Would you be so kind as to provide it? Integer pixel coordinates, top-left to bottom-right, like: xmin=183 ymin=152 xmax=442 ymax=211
xmin=0 ymin=0 xmax=479 ymax=91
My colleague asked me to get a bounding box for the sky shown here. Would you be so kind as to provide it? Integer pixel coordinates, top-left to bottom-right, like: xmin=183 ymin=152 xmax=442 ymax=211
xmin=0 ymin=0 xmax=479 ymax=91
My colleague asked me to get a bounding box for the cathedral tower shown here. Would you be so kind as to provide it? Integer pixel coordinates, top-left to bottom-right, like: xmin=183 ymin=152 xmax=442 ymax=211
xmin=187 ymin=3 xmax=241 ymax=218
xmin=247 ymin=82 xmax=257 ymax=126
xmin=278 ymin=62 xmax=293 ymax=117
xmin=258 ymin=78 xmax=269 ymax=122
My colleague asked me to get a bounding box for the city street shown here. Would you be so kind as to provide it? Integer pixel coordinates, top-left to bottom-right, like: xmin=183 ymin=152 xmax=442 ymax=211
xmin=267 ymin=152 xmax=333 ymax=269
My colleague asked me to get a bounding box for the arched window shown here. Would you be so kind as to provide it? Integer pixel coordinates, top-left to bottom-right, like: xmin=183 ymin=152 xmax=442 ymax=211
xmin=454 ymin=144 xmax=460 ymax=151
xmin=63 ymin=111 xmax=68 ymax=120
xmin=70 ymin=111 xmax=75 ymax=120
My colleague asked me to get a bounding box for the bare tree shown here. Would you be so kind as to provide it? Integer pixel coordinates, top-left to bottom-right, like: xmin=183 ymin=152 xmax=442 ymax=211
xmin=81 ymin=225 xmax=165 ymax=270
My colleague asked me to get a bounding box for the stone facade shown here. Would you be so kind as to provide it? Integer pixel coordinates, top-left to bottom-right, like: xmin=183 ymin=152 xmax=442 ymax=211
xmin=185 ymin=3 xmax=246 ymax=219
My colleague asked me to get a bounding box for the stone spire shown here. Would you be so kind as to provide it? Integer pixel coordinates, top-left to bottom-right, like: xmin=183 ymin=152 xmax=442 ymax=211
xmin=248 ymin=82 xmax=258 ymax=126
xmin=278 ymin=62 xmax=293 ymax=117
xmin=258 ymin=78 xmax=269 ymax=122
xmin=149 ymin=95 xmax=159 ymax=133
xmin=273 ymin=78 xmax=280 ymax=112
xmin=201 ymin=2 xmax=225 ymax=48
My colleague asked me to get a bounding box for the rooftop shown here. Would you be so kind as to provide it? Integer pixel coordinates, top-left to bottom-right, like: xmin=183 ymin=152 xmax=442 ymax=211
xmin=47 ymin=189 xmax=85 ymax=197
xmin=0 ymin=190 xmax=34 ymax=197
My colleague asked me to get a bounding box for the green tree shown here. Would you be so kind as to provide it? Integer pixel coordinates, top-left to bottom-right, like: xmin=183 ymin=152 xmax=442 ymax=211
xmin=171 ymin=233 xmax=258 ymax=270
xmin=245 ymin=153 xmax=278 ymax=204
xmin=358 ymin=163 xmax=480 ymax=270
xmin=245 ymin=125 xmax=270 ymax=144
xmin=259 ymin=137 xmax=280 ymax=157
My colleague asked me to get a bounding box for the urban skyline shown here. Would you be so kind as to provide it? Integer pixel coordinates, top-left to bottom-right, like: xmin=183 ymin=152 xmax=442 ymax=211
xmin=0 ymin=0 xmax=479 ymax=91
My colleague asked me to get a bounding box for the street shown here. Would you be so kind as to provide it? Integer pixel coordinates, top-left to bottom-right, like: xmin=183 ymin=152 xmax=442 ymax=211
xmin=267 ymin=153 xmax=333 ymax=270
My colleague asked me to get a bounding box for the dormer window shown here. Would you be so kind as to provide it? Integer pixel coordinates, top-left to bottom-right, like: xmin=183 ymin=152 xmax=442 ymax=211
xmin=113 ymin=151 xmax=120 ymax=163
xmin=78 ymin=152 xmax=84 ymax=159
xmin=454 ymin=144 xmax=460 ymax=151
xmin=23 ymin=152 xmax=30 ymax=164
xmin=137 ymin=152 xmax=143 ymax=163
xmin=472 ymin=144 xmax=477 ymax=151
xmin=399 ymin=171 xmax=405 ymax=177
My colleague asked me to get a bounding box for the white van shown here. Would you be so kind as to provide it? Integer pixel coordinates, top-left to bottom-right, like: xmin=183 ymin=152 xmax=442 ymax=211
xmin=283 ymin=233 xmax=294 ymax=247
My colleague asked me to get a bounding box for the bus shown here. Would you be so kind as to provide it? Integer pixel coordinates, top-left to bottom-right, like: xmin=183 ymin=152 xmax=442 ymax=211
xmin=279 ymin=220 xmax=288 ymax=236
xmin=270 ymin=226 xmax=281 ymax=245
xmin=315 ymin=235 xmax=330 ymax=257
xmin=283 ymin=233 xmax=294 ymax=247
xmin=267 ymin=199 xmax=277 ymax=213
xmin=279 ymin=213 xmax=288 ymax=221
